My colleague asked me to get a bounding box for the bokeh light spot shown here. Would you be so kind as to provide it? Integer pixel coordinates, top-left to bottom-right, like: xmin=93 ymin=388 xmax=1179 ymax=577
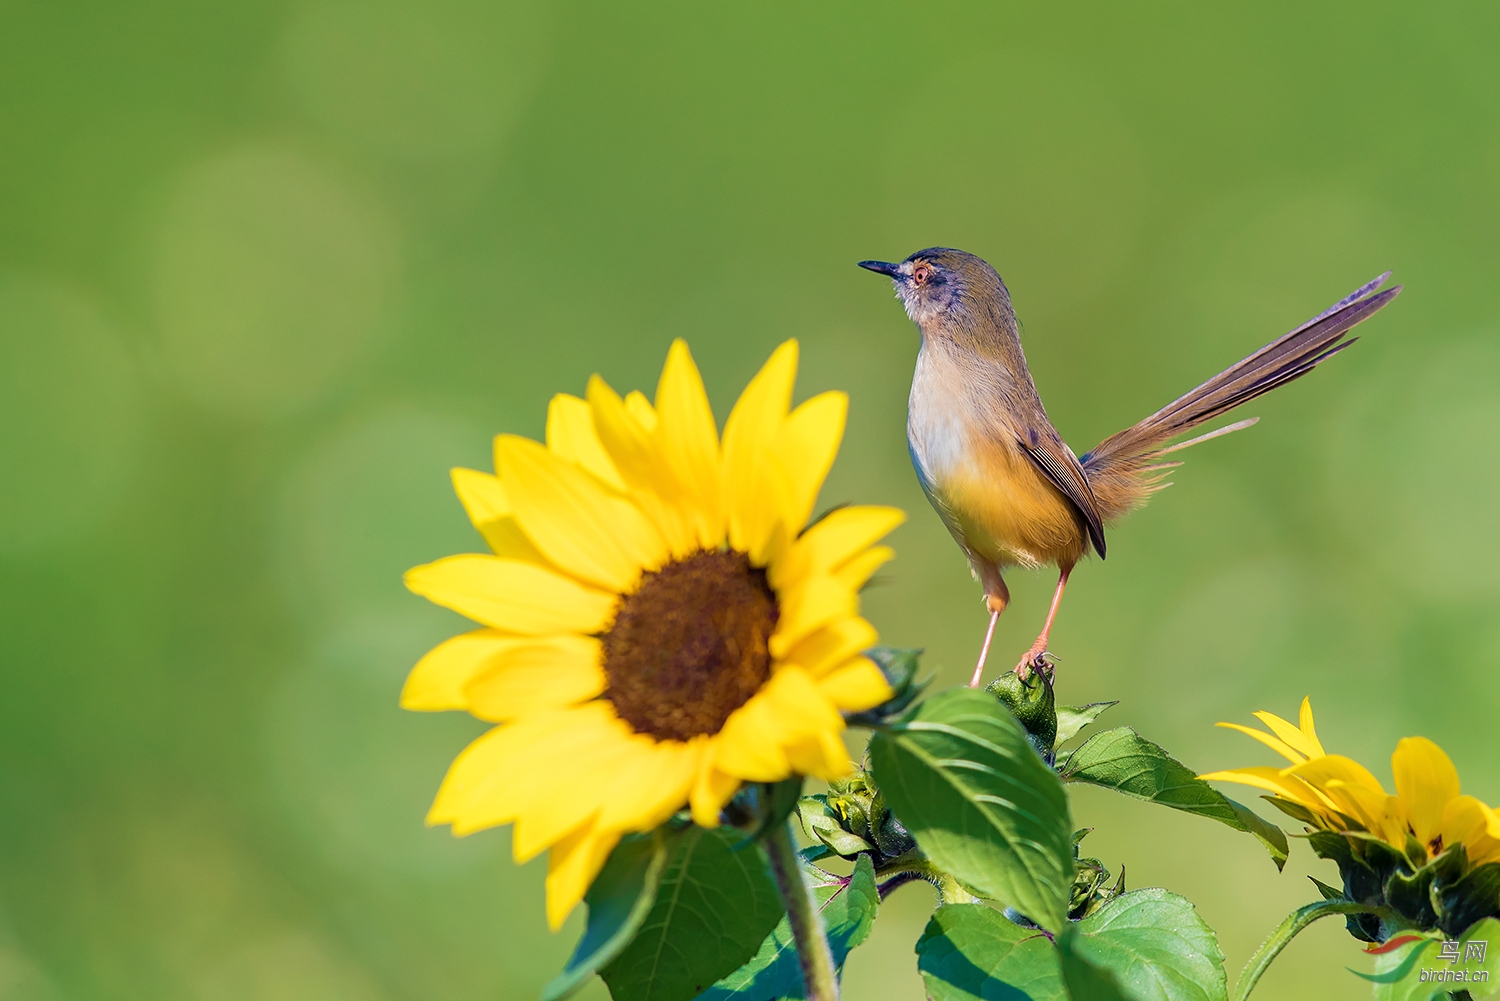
xmin=276 ymin=407 xmax=488 ymax=624
xmin=266 ymin=613 xmax=488 ymax=879
xmin=150 ymin=144 xmax=401 ymax=420
xmin=278 ymin=0 xmax=550 ymax=161
xmin=1329 ymin=333 xmax=1500 ymax=601
xmin=194 ymin=933 xmax=387 ymax=1001
xmin=0 ymin=275 xmax=143 ymax=553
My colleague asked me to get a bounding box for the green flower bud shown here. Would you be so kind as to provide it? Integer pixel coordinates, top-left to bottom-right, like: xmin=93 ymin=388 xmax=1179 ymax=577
xmin=868 ymin=789 xmax=917 ymax=859
xmin=987 ymin=668 xmax=1057 ymax=757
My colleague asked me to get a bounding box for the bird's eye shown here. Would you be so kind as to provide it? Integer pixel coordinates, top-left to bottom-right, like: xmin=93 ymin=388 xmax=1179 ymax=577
xmin=912 ymin=265 xmax=931 ymax=285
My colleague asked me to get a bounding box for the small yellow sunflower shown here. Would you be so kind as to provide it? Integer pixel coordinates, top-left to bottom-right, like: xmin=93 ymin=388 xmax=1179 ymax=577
xmin=401 ymin=339 xmax=903 ymax=928
xmin=1202 ymin=698 xmax=1500 ymax=867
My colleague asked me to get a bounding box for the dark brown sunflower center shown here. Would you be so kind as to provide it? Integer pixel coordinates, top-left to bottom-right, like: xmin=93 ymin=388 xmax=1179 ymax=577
xmin=602 ymin=549 xmax=778 ymax=741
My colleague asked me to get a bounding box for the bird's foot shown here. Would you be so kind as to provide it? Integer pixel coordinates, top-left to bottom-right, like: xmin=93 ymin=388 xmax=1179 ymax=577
xmin=1014 ymin=648 xmax=1057 ymax=682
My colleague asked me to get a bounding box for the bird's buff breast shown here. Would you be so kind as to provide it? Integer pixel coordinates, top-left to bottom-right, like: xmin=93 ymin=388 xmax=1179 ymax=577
xmin=908 ymin=354 xmax=1085 ymax=570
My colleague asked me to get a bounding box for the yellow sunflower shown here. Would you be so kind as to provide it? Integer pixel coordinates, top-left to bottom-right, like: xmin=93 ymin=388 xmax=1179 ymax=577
xmin=401 ymin=339 xmax=903 ymax=928
xmin=1202 ymin=698 xmax=1500 ymax=867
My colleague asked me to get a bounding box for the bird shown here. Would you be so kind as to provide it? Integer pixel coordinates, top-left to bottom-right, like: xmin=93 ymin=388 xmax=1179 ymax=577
xmin=857 ymin=248 xmax=1399 ymax=687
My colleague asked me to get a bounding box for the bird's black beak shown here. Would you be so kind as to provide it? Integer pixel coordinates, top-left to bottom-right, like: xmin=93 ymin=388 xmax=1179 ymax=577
xmin=857 ymin=260 xmax=902 ymax=278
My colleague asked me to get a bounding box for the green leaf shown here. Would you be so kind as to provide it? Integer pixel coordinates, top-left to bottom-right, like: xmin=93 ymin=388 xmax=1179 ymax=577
xmin=544 ymin=832 xmax=670 ymax=1001
xmin=1060 ymin=727 xmax=1288 ymax=870
xmin=1364 ymin=917 xmax=1500 ymax=1000
xmin=869 ymin=688 xmax=1075 ymax=930
xmin=696 ymin=854 xmax=879 ymax=1000
xmin=1225 ymin=799 xmax=1290 ymax=872
xmin=1232 ymin=898 xmax=1384 ymax=1001
xmin=796 ymin=795 xmax=873 ymax=858
xmin=918 ymin=890 xmax=1227 ymax=1001
xmin=848 ymin=646 xmax=929 ymax=724
xmin=1054 ymin=702 xmax=1118 ymax=746
xmin=915 ymin=904 xmax=1066 ymax=1001
xmin=866 ymin=645 xmax=921 ymax=692
xmin=742 ymin=778 xmax=804 ymax=846
xmin=1071 ymin=888 xmax=1227 ymax=1001
xmin=1056 ymin=924 xmax=1135 ymax=1001
xmin=1309 ymin=877 xmax=1343 ymax=902
xmin=601 ymin=827 xmax=784 ymax=1001
xmin=798 ymin=844 xmax=835 ymax=864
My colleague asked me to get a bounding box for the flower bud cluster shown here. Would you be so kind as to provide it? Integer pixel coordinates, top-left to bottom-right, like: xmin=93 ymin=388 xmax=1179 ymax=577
xmin=1310 ymin=829 xmax=1500 ymax=942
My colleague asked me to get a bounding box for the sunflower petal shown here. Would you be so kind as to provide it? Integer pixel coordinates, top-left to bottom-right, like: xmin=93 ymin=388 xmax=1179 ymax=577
xmin=782 ymin=616 xmax=879 ymax=677
xmin=546 ymin=394 xmax=627 ymax=491
xmin=1309 ymin=786 xmax=1383 ymax=837
xmin=1327 ymin=780 xmax=1406 ymax=844
xmin=770 ymin=390 xmax=847 ymax=533
xmin=833 ymin=545 xmax=893 ymax=591
xmin=755 ymin=518 xmax=791 ymax=573
xmin=546 ymin=821 xmax=622 ymax=931
xmin=816 ymin=656 xmax=894 ymax=712
xmin=771 ymin=505 xmax=906 ymax=590
xmin=714 ymin=692 xmax=792 ymax=782
xmin=1252 ymin=710 xmax=1324 ymax=760
xmin=510 ymin=712 xmax=638 ymax=860
xmin=1440 ymin=796 xmax=1497 ymax=857
xmin=587 ymin=375 xmax=696 ymax=556
xmin=495 ymin=434 xmax=667 ymax=592
xmin=654 ymin=340 xmax=723 ymax=550
xmin=760 ymin=667 xmax=850 ymax=779
xmin=451 ymin=468 xmax=550 ymax=562
xmin=768 ymin=573 xmax=857 ymax=659
xmin=402 ymin=628 xmax=519 ymax=711
xmin=1297 ymin=697 xmax=1326 ymax=757
xmin=1475 ymin=804 xmax=1500 ymax=866
xmin=407 ymin=555 xmax=616 ymax=634
xmin=690 ymin=756 xmax=742 ymax=828
xmin=1286 ymin=754 xmax=1386 ymax=795
xmin=452 ymin=466 xmax=512 ymax=521
xmin=1199 ymin=766 xmax=1337 ymax=819
xmin=786 ymin=730 xmax=853 ymax=780
xmin=428 ymin=706 xmax=609 ymax=833
xmin=721 ymin=340 xmax=798 ymax=558
xmin=1283 ymin=754 xmax=1388 ymax=832
xmin=625 ymin=391 xmax=657 ymax=431
xmin=463 ymin=635 xmax=606 ymax=721
xmin=1215 ymin=722 xmax=1307 ymax=765
xmin=1393 ymin=736 xmax=1461 ymax=846
xmin=598 ymin=738 xmax=701 ymax=833
xmin=586 ymin=376 xmax=659 ymax=485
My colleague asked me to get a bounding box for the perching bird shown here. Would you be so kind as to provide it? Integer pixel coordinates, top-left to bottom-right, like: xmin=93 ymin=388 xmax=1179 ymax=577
xmin=858 ymin=249 xmax=1399 ymax=686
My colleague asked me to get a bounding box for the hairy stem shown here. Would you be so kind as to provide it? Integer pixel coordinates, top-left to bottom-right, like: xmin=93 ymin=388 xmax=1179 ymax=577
xmin=873 ymin=861 xmax=979 ymax=905
xmin=763 ymin=822 xmax=839 ymax=1001
xmin=935 ymin=870 xmax=980 ymax=905
xmin=876 ymin=870 xmax=927 ymax=900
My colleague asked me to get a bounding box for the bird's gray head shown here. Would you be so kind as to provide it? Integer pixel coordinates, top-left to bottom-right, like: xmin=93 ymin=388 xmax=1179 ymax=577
xmin=857 ymin=247 xmax=1014 ymax=337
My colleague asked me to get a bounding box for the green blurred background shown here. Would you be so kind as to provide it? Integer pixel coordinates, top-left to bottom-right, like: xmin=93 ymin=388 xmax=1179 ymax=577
xmin=2 ymin=2 xmax=1498 ymax=998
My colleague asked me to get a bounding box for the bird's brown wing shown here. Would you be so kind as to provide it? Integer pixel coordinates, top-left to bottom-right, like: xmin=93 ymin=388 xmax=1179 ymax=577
xmin=1019 ymin=435 xmax=1108 ymax=559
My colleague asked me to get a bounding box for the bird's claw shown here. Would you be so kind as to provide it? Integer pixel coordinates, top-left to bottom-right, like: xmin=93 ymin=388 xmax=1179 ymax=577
xmin=1014 ymin=650 xmax=1057 ymax=682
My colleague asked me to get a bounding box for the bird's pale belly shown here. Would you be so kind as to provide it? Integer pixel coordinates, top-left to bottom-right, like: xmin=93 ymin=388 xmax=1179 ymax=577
xmin=921 ymin=434 xmax=1087 ymax=571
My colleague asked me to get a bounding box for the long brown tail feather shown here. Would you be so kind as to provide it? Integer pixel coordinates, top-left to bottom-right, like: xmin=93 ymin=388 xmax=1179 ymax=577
xmin=1081 ymin=274 xmax=1401 ymax=521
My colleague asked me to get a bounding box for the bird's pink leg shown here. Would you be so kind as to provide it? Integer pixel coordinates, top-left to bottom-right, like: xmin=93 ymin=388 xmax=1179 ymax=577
xmin=970 ymin=568 xmax=1009 ymax=688
xmin=1016 ymin=568 xmax=1071 ymax=679
xmin=970 ymin=610 xmax=1000 ymax=688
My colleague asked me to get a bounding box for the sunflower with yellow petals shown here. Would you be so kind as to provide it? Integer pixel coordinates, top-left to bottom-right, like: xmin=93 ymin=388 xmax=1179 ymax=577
xmin=1202 ymin=698 xmax=1500 ymax=868
xmin=401 ymin=339 xmax=903 ymax=929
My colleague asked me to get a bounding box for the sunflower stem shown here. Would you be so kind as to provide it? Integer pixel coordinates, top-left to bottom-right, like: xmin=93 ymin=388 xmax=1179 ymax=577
xmin=763 ymin=821 xmax=840 ymax=1001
